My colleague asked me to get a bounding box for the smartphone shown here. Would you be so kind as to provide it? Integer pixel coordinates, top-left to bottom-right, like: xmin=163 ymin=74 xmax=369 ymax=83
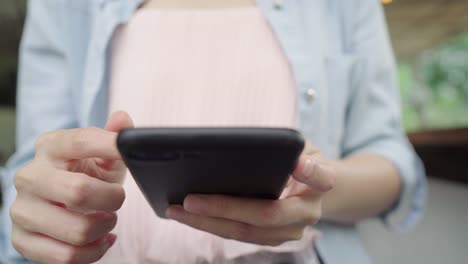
xmin=117 ymin=127 xmax=304 ymax=218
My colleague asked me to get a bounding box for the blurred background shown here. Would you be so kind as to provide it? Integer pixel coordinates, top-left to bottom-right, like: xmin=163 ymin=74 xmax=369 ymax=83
xmin=0 ymin=1 xmax=467 ymax=263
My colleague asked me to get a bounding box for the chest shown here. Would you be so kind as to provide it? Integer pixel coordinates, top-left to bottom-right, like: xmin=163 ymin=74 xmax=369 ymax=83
xmin=109 ymin=7 xmax=299 ymax=129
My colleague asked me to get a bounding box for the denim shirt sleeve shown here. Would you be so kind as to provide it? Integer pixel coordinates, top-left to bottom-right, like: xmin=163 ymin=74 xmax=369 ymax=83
xmin=1 ymin=1 xmax=78 ymax=261
xmin=341 ymin=0 xmax=427 ymax=231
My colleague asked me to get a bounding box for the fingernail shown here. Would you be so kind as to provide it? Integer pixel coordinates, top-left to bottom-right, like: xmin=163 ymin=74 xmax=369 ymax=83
xmin=301 ymin=158 xmax=317 ymax=184
xmin=104 ymin=234 xmax=117 ymax=249
xmin=166 ymin=205 xmax=186 ymax=221
xmin=183 ymin=195 xmax=206 ymax=214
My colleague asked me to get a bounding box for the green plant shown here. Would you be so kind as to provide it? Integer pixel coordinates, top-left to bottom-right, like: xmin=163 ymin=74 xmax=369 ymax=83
xmin=400 ymin=32 xmax=468 ymax=132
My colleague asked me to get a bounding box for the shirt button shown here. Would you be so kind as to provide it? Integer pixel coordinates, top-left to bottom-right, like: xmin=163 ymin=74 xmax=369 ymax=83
xmin=273 ymin=0 xmax=283 ymax=10
xmin=305 ymin=88 xmax=317 ymax=102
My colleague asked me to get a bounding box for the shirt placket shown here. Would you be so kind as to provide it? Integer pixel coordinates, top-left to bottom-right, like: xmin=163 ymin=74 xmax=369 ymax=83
xmin=256 ymin=0 xmax=327 ymax=149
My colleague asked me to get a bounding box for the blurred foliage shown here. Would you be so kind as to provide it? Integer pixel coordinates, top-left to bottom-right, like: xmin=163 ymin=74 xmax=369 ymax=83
xmin=0 ymin=0 xmax=26 ymax=106
xmin=400 ymin=32 xmax=468 ymax=132
xmin=0 ymin=0 xmax=26 ymax=167
xmin=0 ymin=107 xmax=15 ymax=165
xmin=425 ymin=34 xmax=468 ymax=104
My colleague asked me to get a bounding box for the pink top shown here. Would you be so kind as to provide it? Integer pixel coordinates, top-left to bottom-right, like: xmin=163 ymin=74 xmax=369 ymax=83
xmin=103 ymin=7 xmax=318 ymax=264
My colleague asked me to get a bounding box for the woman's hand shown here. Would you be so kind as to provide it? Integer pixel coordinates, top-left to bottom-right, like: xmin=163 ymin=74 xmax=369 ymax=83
xmin=166 ymin=141 xmax=336 ymax=246
xmin=10 ymin=111 xmax=133 ymax=264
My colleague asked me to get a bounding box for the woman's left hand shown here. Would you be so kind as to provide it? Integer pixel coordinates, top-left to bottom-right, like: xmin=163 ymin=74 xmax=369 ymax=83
xmin=166 ymin=141 xmax=336 ymax=246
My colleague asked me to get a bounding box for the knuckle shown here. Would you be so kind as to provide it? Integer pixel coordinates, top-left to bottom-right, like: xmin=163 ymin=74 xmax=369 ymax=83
xmin=14 ymin=166 xmax=32 ymax=191
xmin=69 ymin=218 xmax=94 ymax=246
xmin=35 ymin=131 xmax=57 ymax=151
xmin=67 ymin=177 xmax=92 ymax=208
xmin=10 ymin=202 xmax=29 ymax=228
xmin=56 ymin=246 xmax=80 ymax=264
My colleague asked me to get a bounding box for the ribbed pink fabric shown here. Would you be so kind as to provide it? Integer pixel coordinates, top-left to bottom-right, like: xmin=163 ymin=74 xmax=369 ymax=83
xmin=102 ymin=7 xmax=318 ymax=264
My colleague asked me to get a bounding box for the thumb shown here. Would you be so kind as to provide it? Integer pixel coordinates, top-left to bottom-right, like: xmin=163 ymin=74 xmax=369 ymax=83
xmin=292 ymin=155 xmax=336 ymax=193
xmin=105 ymin=111 xmax=134 ymax=132
xmin=92 ymin=111 xmax=133 ymax=181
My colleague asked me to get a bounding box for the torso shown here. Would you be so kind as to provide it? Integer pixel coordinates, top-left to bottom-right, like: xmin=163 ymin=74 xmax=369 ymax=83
xmin=5 ymin=1 xmax=384 ymax=264
xmin=99 ymin=4 xmax=319 ymax=264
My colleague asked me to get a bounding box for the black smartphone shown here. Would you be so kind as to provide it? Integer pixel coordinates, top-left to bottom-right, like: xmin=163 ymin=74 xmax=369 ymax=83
xmin=117 ymin=127 xmax=304 ymax=218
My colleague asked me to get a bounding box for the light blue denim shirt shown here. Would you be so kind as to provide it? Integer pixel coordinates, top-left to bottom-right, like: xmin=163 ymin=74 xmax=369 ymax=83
xmin=1 ymin=0 xmax=427 ymax=263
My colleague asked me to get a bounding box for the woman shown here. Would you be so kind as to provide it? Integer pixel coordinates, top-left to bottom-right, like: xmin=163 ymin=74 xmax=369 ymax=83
xmin=1 ymin=0 xmax=426 ymax=263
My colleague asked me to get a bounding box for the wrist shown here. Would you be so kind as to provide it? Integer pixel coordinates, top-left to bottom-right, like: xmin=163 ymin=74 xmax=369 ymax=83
xmin=320 ymin=159 xmax=350 ymax=223
xmin=320 ymin=154 xmax=402 ymax=224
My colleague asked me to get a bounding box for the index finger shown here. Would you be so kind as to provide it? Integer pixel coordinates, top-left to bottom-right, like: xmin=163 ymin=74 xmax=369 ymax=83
xmin=183 ymin=195 xmax=318 ymax=227
xmin=36 ymin=127 xmax=121 ymax=161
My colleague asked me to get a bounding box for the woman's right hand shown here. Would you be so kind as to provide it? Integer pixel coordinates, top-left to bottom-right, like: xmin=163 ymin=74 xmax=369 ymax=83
xmin=10 ymin=111 xmax=134 ymax=264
